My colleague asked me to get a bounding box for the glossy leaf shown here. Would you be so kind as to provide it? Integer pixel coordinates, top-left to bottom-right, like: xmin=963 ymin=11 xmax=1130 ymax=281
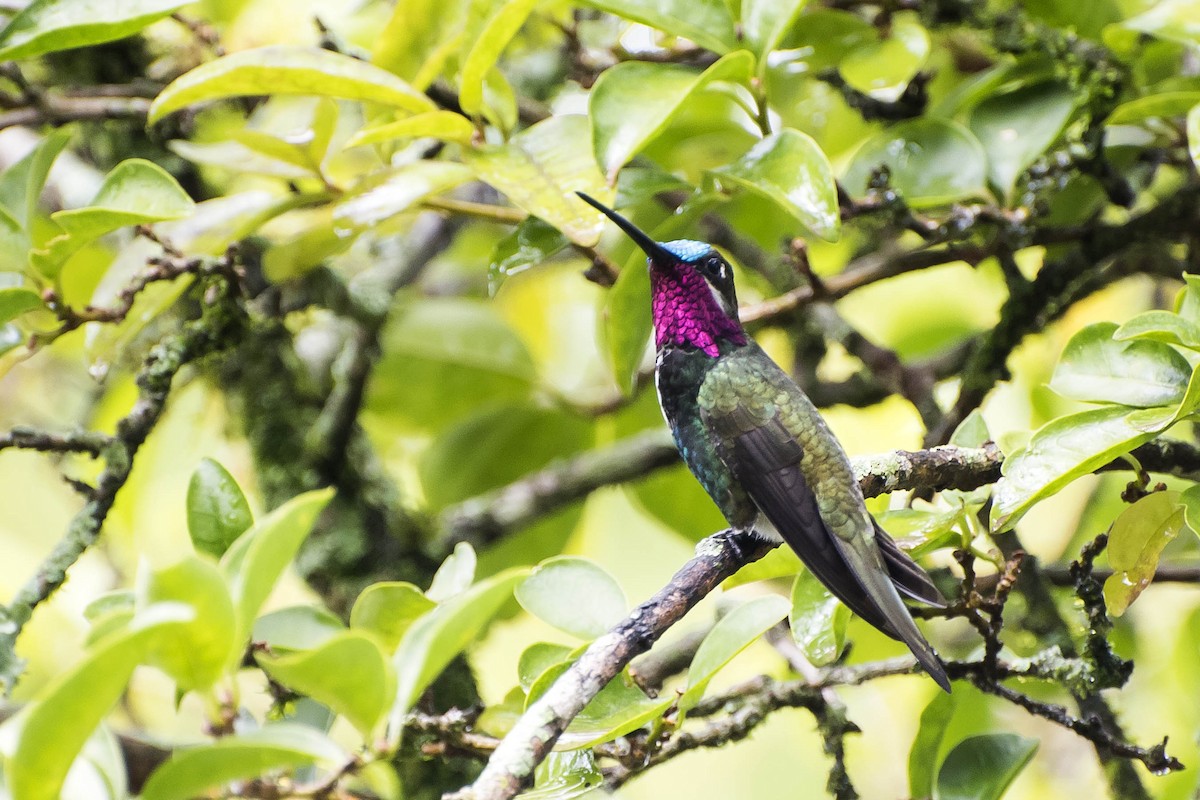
xmin=844 ymin=119 xmax=987 ymax=207
xmin=259 ymin=631 xmax=393 ymax=736
xmin=992 ymin=406 xmax=1165 ymax=532
xmin=136 ymin=556 xmax=238 ymax=691
xmin=140 ymin=723 xmax=346 ymax=800
xmin=789 ymin=570 xmax=849 ymax=667
xmin=334 ymin=160 xmax=474 ymax=229
xmin=711 ymin=128 xmax=840 ymax=241
xmin=577 ymin=0 xmax=738 ymax=54
xmin=528 ymin=750 xmax=603 ymax=798
xmin=252 ymin=605 xmax=345 ymax=652
xmin=559 ymin=670 xmax=669 ymax=749
xmin=168 ymin=138 xmax=317 ymax=180
xmin=347 ymin=111 xmax=476 ymax=148
xmin=935 ymin=734 xmax=1038 ymax=800
xmin=8 ymin=605 xmax=189 ymax=800
xmin=489 ymin=216 xmax=569 ymax=293
xmin=516 ymin=557 xmax=628 ymax=640
xmin=427 ymin=542 xmax=478 ymax=602
xmin=1114 ymin=310 xmax=1200 ymax=349
xmin=219 ymin=489 xmax=335 ymax=649
xmin=388 ymin=567 xmax=530 ymax=735
xmin=0 ymin=0 xmax=186 ymax=60
xmin=148 ymin=46 xmax=435 ymax=123
xmin=1049 ymin=322 xmax=1191 ymax=407
xmin=467 ymin=115 xmax=610 ymax=246
xmin=350 ymin=582 xmax=436 ymax=652
xmin=909 ymin=691 xmax=957 ymax=800
xmin=840 ymin=12 xmax=930 ymax=103
xmin=518 ymin=643 xmax=574 ymax=692
xmin=1103 ymin=491 xmax=1184 ymax=616
xmin=42 ymin=158 xmax=193 ymax=261
xmin=741 ymin=0 xmax=809 ymax=60
xmin=0 ymin=287 xmax=44 ymax=325
xmin=969 ymin=82 xmax=1075 ymax=196
xmin=187 ymin=458 xmax=254 ymax=559
xmin=372 ymin=0 xmax=470 ymax=88
xmin=679 ymin=594 xmax=790 ymax=713
xmin=1108 ymin=91 xmax=1200 ymax=125
xmin=590 ymin=52 xmax=754 ymax=183
xmin=1108 ymin=0 xmax=1200 ymax=50
xmin=605 ymin=244 xmax=653 ymax=394
xmin=459 ymin=0 xmax=539 ymax=117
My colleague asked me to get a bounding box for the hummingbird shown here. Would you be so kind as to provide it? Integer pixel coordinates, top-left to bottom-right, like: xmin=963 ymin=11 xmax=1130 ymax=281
xmin=578 ymin=192 xmax=950 ymax=692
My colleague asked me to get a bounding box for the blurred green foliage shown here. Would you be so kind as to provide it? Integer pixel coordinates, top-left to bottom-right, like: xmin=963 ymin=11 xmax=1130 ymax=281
xmin=0 ymin=0 xmax=1198 ymax=799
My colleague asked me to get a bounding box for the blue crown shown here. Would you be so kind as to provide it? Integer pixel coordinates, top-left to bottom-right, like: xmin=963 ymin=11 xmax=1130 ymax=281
xmin=661 ymin=239 xmax=712 ymax=262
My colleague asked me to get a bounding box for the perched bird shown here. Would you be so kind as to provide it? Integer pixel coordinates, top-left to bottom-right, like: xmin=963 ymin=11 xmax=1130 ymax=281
xmin=578 ymin=192 xmax=950 ymax=692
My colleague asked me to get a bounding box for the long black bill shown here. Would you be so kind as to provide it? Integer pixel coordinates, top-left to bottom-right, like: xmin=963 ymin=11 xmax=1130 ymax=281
xmin=576 ymin=191 xmax=676 ymax=265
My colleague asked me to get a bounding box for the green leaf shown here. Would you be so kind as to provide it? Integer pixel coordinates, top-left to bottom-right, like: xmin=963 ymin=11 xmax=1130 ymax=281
xmin=560 ymin=670 xmax=669 ymax=749
xmin=578 ymin=0 xmax=738 ymax=54
xmin=46 ymin=158 xmax=194 ymax=246
xmin=488 ymin=216 xmax=569 ymax=293
xmin=459 ymin=0 xmax=539 ymax=117
xmin=516 ymin=557 xmax=628 ymax=640
xmin=1190 ymin=103 xmax=1200 ymax=177
xmin=1114 ymin=310 xmax=1200 ymax=349
xmin=219 ymin=489 xmax=335 ymax=650
xmin=367 ymin=298 xmax=537 ymax=432
xmin=844 ymin=119 xmax=988 ymax=207
xmin=418 ymin=404 xmax=592 ymax=509
xmin=140 ymin=723 xmax=346 ymax=800
xmin=789 ymin=570 xmax=850 ymax=667
xmin=909 ymin=691 xmax=957 ymax=800
xmin=427 ymin=541 xmax=478 ymax=602
xmin=259 ymin=631 xmax=393 ymax=736
xmin=1049 ymin=321 xmax=1192 ymax=407
xmin=350 ymin=582 xmax=436 ymax=652
xmin=589 ymin=52 xmax=754 ymax=183
xmin=711 ymin=128 xmax=840 ymax=241
xmin=724 ymin=544 xmax=804 ymax=588
xmin=969 ymin=82 xmax=1075 ymax=197
xmin=518 ymin=643 xmax=574 ymax=692
xmin=0 ymin=0 xmax=186 ymax=60
xmin=136 ymin=556 xmax=238 ymax=691
xmin=0 ymin=287 xmax=44 ymax=325
xmin=372 ymin=0 xmax=470 ymax=88
xmin=388 ymin=567 xmax=530 ymax=735
xmin=839 ymin=11 xmax=930 ymax=103
xmin=168 ymin=138 xmax=318 ymax=180
xmin=467 ymin=115 xmax=611 ymax=246
xmin=148 ymin=46 xmax=435 ymax=123
xmin=529 ymin=750 xmax=603 ymax=798
xmin=0 ymin=126 xmax=72 ymax=227
xmin=8 ymin=605 xmax=189 ymax=800
xmin=741 ymin=0 xmax=809 ymax=61
xmin=935 ymin=734 xmax=1038 ymax=800
xmin=1107 ymin=0 xmax=1200 ymax=50
xmin=347 ymin=111 xmax=476 ymax=148
xmin=187 ymin=458 xmax=254 ymax=559
xmin=992 ymin=405 xmax=1166 ymax=532
xmin=1103 ymin=491 xmax=1185 ymax=616
xmin=252 ymin=605 xmax=345 ymax=652
xmin=679 ymin=594 xmax=790 ymax=713
xmin=334 ymin=160 xmax=474 ymax=229
xmin=1108 ymin=92 xmax=1200 ymax=125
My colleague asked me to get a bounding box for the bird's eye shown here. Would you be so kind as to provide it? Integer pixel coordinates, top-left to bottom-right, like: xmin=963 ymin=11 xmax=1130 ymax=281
xmin=706 ymin=256 xmax=726 ymax=280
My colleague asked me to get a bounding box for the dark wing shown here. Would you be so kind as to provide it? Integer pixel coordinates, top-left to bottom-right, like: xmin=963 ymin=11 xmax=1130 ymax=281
xmin=874 ymin=520 xmax=946 ymax=607
xmin=729 ymin=413 xmax=905 ymax=636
